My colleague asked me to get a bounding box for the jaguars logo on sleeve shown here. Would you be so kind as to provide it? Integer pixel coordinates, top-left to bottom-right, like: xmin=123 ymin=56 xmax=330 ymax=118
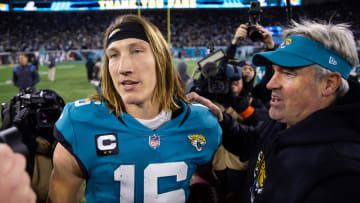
xmin=188 ymin=134 xmax=206 ymax=151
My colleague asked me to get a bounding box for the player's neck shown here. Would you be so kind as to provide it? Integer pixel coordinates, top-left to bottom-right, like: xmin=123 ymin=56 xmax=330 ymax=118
xmin=125 ymin=102 xmax=161 ymax=120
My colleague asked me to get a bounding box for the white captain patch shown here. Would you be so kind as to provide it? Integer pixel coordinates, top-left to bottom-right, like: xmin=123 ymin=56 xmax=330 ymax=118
xmin=95 ymin=133 xmax=119 ymax=156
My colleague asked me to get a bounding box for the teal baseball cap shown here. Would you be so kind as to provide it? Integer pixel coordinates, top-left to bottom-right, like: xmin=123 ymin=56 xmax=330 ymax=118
xmin=252 ymin=35 xmax=353 ymax=79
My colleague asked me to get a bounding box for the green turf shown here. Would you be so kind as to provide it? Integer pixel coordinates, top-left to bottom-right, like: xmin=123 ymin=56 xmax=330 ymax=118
xmin=0 ymin=59 xmax=200 ymax=126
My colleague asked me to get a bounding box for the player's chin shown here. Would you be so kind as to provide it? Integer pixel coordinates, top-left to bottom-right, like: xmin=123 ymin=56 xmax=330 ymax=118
xmin=123 ymin=96 xmax=144 ymax=105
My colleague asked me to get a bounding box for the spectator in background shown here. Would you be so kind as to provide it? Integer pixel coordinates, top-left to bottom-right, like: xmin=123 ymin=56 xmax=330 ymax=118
xmin=188 ymin=20 xmax=360 ymax=203
xmin=93 ymin=57 xmax=102 ymax=81
xmin=12 ymin=53 xmax=39 ymax=93
xmin=85 ymin=53 xmax=95 ymax=82
xmin=0 ymin=144 xmax=36 ymax=203
xmin=241 ymin=61 xmax=256 ymax=83
xmin=48 ymin=14 xmax=221 ymax=203
xmin=48 ymin=54 xmax=56 ymax=82
xmin=30 ymin=53 xmax=39 ymax=70
xmin=177 ymin=51 xmax=182 ymax=59
xmin=240 ymin=61 xmax=257 ymax=96
xmin=177 ymin=61 xmax=190 ymax=87
xmin=92 ymin=57 xmax=103 ymax=94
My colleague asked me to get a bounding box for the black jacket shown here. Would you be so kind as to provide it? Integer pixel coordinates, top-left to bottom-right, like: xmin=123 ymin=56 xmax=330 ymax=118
xmin=221 ymin=79 xmax=360 ymax=203
xmin=12 ymin=64 xmax=39 ymax=92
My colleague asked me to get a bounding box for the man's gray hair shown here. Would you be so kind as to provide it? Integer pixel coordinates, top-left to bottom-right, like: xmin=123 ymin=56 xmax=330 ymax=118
xmin=283 ymin=20 xmax=359 ymax=68
xmin=283 ymin=20 xmax=358 ymax=97
xmin=311 ymin=64 xmax=349 ymax=97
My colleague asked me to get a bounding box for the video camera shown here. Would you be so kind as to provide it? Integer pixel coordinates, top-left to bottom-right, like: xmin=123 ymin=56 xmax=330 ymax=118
xmin=247 ymin=1 xmax=263 ymax=42
xmin=1 ymin=88 xmax=65 ymax=137
xmin=190 ymin=43 xmax=242 ymax=103
xmin=0 ymin=88 xmax=65 ymax=174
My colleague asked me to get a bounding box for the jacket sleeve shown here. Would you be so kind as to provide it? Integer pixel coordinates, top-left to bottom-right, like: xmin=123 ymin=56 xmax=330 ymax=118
xmin=242 ymin=108 xmax=269 ymax=126
xmin=242 ymin=98 xmax=269 ymax=126
xmin=225 ymin=44 xmax=237 ymax=60
xmin=220 ymin=112 xmax=262 ymax=162
xmin=219 ymin=44 xmax=237 ymax=67
xmin=32 ymin=67 xmax=40 ymax=86
xmin=12 ymin=68 xmax=18 ymax=87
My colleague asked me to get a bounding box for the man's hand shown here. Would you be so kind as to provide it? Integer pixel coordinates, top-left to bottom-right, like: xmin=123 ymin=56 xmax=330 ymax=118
xmin=232 ymin=23 xmax=248 ymax=45
xmin=0 ymin=144 xmax=36 ymax=203
xmin=256 ymin=25 xmax=275 ymax=49
xmin=186 ymin=92 xmax=223 ymax=122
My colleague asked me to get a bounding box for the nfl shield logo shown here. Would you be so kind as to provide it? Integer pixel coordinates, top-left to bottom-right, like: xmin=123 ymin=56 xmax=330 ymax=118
xmin=149 ymin=134 xmax=160 ymax=149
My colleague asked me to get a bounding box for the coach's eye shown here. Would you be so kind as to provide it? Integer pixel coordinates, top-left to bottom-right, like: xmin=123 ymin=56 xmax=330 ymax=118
xmin=282 ymin=70 xmax=296 ymax=78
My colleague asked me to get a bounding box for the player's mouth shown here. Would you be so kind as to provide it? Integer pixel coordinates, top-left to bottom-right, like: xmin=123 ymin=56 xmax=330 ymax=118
xmin=121 ymin=80 xmax=139 ymax=91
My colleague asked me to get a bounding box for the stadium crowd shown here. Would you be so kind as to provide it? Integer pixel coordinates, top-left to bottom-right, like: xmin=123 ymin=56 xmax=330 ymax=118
xmin=0 ymin=0 xmax=360 ymax=53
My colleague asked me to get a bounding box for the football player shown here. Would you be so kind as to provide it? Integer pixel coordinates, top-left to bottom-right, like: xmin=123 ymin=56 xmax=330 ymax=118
xmin=47 ymin=14 xmax=222 ymax=203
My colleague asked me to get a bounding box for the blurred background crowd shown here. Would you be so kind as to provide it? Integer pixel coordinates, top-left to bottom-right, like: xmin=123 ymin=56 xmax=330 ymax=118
xmin=0 ymin=0 xmax=359 ymax=53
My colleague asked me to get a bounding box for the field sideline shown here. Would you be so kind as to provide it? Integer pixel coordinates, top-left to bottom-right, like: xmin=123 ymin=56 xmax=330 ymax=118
xmin=0 ymin=59 xmax=200 ymax=124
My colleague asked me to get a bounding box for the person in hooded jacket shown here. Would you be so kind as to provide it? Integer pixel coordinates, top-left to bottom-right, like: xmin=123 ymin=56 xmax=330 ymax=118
xmin=240 ymin=61 xmax=256 ymax=97
xmin=187 ymin=20 xmax=360 ymax=203
xmin=12 ymin=53 xmax=39 ymax=93
xmin=177 ymin=60 xmax=190 ymax=87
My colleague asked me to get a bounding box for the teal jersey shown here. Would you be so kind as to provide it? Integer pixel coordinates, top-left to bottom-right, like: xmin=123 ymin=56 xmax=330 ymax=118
xmin=54 ymin=99 xmax=222 ymax=203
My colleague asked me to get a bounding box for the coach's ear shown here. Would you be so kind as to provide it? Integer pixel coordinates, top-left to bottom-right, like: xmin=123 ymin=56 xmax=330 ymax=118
xmin=321 ymin=72 xmax=342 ymax=97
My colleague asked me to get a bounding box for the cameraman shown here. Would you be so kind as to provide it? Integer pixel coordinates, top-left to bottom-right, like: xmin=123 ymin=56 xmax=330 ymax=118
xmin=230 ymin=23 xmax=274 ymax=53
xmin=0 ymin=144 xmax=36 ymax=203
xmin=210 ymin=24 xmax=270 ymax=203
xmin=229 ymin=23 xmax=275 ymax=108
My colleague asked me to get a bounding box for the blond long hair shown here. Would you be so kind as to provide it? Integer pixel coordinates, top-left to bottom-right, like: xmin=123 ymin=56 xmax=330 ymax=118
xmin=89 ymin=15 xmax=188 ymax=116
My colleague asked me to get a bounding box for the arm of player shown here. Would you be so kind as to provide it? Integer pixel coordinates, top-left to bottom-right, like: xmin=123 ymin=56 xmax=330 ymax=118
xmin=47 ymin=143 xmax=84 ymax=203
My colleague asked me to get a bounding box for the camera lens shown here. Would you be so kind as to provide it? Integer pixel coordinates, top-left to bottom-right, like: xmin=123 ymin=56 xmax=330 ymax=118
xmin=248 ymin=26 xmax=263 ymax=42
